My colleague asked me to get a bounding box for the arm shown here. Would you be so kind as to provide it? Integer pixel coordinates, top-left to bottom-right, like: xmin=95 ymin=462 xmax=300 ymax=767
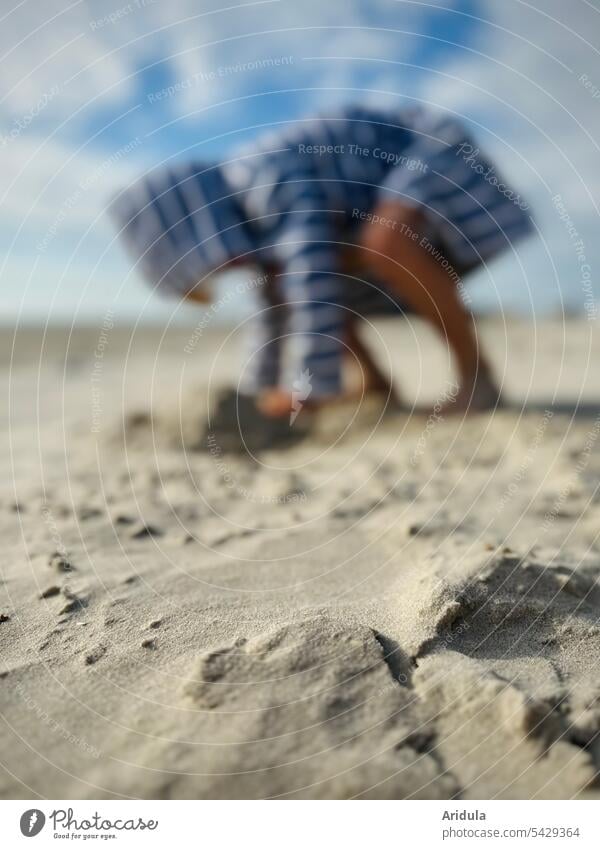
xmin=359 ymin=203 xmax=499 ymax=411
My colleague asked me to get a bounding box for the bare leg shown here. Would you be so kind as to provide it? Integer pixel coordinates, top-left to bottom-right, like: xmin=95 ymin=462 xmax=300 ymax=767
xmin=357 ymin=203 xmax=500 ymax=411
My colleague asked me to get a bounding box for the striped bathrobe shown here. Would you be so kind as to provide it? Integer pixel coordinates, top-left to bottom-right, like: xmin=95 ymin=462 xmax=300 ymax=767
xmin=110 ymin=105 xmax=533 ymax=397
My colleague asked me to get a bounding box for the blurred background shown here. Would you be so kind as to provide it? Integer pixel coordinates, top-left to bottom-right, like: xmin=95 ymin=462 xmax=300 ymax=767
xmin=1 ymin=0 xmax=599 ymax=325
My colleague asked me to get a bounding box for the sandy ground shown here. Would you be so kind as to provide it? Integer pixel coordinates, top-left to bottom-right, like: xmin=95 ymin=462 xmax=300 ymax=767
xmin=1 ymin=317 xmax=600 ymax=799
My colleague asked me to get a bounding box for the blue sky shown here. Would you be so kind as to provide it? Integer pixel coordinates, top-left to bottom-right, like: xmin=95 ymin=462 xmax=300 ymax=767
xmin=1 ymin=0 xmax=599 ymax=324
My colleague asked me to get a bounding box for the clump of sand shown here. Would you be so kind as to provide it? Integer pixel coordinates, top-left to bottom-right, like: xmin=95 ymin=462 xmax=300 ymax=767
xmin=1 ymin=321 xmax=599 ymax=799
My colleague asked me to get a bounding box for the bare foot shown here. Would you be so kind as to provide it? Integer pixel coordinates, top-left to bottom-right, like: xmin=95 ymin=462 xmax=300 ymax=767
xmin=256 ymin=385 xmax=399 ymax=420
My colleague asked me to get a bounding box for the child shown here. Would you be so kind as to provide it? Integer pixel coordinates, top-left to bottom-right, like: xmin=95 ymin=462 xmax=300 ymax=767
xmin=110 ymin=104 xmax=532 ymax=419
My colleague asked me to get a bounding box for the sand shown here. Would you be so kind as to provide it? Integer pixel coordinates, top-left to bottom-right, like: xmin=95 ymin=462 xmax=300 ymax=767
xmin=1 ymin=317 xmax=600 ymax=799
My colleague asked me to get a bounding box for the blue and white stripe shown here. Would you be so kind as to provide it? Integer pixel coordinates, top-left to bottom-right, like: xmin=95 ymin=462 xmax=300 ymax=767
xmin=109 ymin=162 xmax=254 ymax=296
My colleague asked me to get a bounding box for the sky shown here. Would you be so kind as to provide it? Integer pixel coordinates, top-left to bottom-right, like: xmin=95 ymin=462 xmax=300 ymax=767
xmin=1 ymin=0 xmax=600 ymax=325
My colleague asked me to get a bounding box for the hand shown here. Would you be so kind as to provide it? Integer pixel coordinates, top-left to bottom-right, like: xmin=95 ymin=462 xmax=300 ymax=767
xmin=442 ymin=366 xmax=503 ymax=415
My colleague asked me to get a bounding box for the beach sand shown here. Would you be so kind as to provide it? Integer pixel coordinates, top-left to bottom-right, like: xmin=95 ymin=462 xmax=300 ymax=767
xmin=1 ymin=317 xmax=600 ymax=799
